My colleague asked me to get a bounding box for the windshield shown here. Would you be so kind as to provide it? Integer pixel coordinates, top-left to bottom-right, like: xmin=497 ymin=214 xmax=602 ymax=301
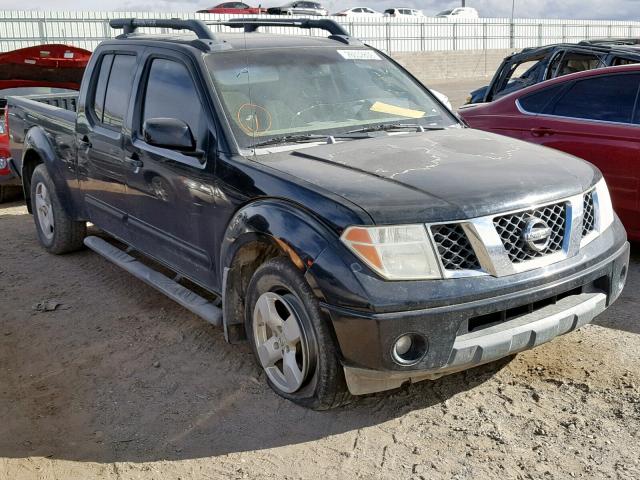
xmin=205 ymin=47 xmax=458 ymax=149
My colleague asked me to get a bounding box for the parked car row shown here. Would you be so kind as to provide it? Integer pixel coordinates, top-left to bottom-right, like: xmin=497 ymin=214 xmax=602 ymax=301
xmin=197 ymin=3 xmax=480 ymax=18
xmin=4 ymin=18 xmax=629 ymax=410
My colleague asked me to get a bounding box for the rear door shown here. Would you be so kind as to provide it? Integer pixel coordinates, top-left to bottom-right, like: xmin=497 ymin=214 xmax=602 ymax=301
xmin=77 ymin=50 xmax=139 ymax=240
xmin=522 ymin=72 xmax=640 ymax=236
xmin=123 ymin=51 xmax=219 ymax=288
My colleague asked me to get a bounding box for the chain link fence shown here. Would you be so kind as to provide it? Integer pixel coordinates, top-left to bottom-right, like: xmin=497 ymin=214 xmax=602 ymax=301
xmin=0 ymin=11 xmax=639 ymax=53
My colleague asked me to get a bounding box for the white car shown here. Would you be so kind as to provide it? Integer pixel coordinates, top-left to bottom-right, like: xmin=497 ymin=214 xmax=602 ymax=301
xmin=334 ymin=7 xmax=383 ymax=17
xmin=430 ymin=89 xmax=453 ymax=111
xmin=435 ymin=7 xmax=479 ymax=18
xmin=384 ymin=8 xmax=424 ymax=17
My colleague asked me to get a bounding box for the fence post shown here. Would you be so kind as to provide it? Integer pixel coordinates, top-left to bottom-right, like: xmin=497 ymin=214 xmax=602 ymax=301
xmin=562 ymin=23 xmax=566 ymax=43
xmin=509 ymin=17 xmax=514 ymax=48
xmin=538 ymin=23 xmax=542 ymax=46
xmin=607 ymin=24 xmax=612 ymax=39
xmin=482 ymin=21 xmax=487 ymax=51
xmin=386 ymin=21 xmax=390 ymax=53
xmin=37 ymin=19 xmax=47 ymax=44
xmin=453 ymin=22 xmax=457 ymax=51
xmin=420 ymin=21 xmax=425 ymax=51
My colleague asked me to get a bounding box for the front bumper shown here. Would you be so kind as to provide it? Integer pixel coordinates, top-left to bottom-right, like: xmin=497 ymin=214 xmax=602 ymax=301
xmin=320 ymin=234 xmax=630 ymax=395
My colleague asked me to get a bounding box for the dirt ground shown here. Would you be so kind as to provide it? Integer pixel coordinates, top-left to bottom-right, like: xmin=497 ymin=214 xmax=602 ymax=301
xmin=1 ymin=79 xmax=640 ymax=480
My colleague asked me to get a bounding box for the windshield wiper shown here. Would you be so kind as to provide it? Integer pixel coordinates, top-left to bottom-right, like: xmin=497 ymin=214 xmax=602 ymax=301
xmin=250 ymin=132 xmax=376 ymax=149
xmin=346 ymin=123 xmax=446 ymax=134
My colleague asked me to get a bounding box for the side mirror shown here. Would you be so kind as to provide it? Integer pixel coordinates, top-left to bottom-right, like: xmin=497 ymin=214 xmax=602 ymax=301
xmin=143 ymin=117 xmax=195 ymax=152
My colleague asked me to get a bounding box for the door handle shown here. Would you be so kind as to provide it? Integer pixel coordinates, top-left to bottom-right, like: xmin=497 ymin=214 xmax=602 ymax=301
xmin=530 ymin=127 xmax=555 ymax=137
xmin=124 ymin=154 xmax=144 ymax=173
xmin=78 ymin=136 xmax=92 ymax=148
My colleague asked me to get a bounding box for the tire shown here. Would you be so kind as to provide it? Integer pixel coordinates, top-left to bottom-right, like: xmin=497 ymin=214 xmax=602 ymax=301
xmin=245 ymin=257 xmax=351 ymax=410
xmin=30 ymin=164 xmax=86 ymax=254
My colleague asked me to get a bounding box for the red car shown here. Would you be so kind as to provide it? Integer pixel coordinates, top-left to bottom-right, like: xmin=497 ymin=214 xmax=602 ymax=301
xmin=459 ymin=64 xmax=640 ymax=241
xmin=197 ymin=2 xmax=265 ymax=14
xmin=0 ymin=44 xmax=90 ymax=202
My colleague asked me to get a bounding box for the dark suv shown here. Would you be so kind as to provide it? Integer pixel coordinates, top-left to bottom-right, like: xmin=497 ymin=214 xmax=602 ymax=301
xmin=467 ymin=40 xmax=640 ymax=104
xmin=7 ymin=18 xmax=629 ymax=409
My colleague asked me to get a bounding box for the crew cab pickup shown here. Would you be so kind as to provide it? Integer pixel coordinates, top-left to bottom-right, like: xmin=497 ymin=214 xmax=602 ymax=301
xmin=8 ymin=18 xmax=630 ymax=409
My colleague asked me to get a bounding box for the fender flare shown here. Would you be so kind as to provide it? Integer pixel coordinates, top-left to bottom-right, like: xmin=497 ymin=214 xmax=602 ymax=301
xmin=219 ymin=199 xmax=335 ymax=341
xmin=21 ymin=126 xmax=77 ymax=217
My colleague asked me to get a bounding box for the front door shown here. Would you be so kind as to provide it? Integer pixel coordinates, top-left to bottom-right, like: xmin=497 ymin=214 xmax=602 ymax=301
xmin=124 ymin=53 xmax=219 ymax=289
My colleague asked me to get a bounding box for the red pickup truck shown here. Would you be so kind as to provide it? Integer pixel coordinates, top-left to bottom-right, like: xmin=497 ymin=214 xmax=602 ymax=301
xmin=0 ymin=44 xmax=90 ymax=202
xmin=197 ymin=2 xmax=265 ymax=14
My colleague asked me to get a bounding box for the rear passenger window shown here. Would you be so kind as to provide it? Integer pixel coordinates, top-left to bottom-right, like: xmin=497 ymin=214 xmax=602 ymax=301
xmin=102 ymin=55 xmax=137 ymax=128
xmin=92 ymin=54 xmax=113 ymax=122
xmin=549 ymin=74 xmax=640 ymax=123
xmin=142 ymin=59 xmax=204 ymax=143
xmin=518 ymin=84 xmax=565 ymax=113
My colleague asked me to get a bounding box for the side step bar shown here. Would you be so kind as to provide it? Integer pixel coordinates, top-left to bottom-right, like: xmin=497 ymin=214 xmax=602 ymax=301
xmin=84 ymin=236 xmax=222 ymax=326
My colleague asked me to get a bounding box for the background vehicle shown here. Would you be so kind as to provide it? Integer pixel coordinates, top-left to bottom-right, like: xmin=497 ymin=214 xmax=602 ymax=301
xmin=459 ymin=64 xmax=640 ymax=241
xmin=467 ymin=41 xmax=640 ymax=104
xmin=0 ymin=44 xmax=90 ymax=203
xmin=334 ymin=7 xmax=383 ymax=17
xmin=267 ymin=2 xmax=327 ymax=16
xmin=197 ymin=3 xmax=265 ymax=14
xmin=384 ymin=8 xmax=424 ymax=17
xmin=435 ymin=7 xmax=479 ymax=18
xmin=8 ymin=18 xmax=629 ymax=410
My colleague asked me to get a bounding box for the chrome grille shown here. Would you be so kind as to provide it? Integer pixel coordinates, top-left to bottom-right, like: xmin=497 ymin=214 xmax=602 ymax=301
xmin=493 ymin=202 xmax=566 ymax=263
xmin=582 ymin=191 xmax=595 ymax=237
xmin=431 ymin=224 xmax=481 ymax=271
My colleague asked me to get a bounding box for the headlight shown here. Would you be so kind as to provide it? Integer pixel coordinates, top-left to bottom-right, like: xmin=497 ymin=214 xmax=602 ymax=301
xmin=595 ymin=178 xmax=614 ymax=232
xmin=0 ymin=158 xmax=6 ymax=170
xmin=341 ymin=225 xmax=442 ymax=280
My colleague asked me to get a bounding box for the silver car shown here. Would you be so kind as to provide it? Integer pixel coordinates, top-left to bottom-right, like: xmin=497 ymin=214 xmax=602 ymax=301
xmin=267 ymin=1 xmax=328 ymax=16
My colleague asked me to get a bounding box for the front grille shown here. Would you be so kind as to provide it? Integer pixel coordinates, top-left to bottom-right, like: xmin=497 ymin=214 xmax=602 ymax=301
xmin=431 ymin=224 xmax=481 ymax=271
xmin=582 ymin=191 xmax=595 ymax=237
xmin=494 ymin=202 xmax=566 ymax=263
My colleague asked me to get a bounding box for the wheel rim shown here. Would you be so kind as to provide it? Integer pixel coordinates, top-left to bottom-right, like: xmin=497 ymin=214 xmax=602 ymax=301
xmin=35 ymin=182 xmax=54 ymax=240
xmin=252 ymin=292 xmax=309 ymax=394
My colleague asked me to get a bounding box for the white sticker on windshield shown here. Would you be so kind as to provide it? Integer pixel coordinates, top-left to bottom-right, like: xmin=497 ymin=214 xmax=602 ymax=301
xmin=337 ymin=49 xmax=381 ymax=61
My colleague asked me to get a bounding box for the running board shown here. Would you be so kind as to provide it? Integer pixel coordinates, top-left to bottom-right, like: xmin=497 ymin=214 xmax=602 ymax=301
xmin=84 ymin=236 xmax=222 ymax=326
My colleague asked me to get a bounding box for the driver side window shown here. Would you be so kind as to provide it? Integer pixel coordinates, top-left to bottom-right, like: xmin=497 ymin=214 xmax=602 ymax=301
xmin=142 ymin=58 xmax=205 ymax=146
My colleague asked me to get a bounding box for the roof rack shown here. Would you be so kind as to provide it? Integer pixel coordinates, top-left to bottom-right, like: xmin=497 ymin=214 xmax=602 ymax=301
xmin=223 ymin=18 xmax=349 ymax=37
xmin=579 ymin=38 xmax=640 ymax=47
xmin=110 ymin=18 xmax=217 ymax=40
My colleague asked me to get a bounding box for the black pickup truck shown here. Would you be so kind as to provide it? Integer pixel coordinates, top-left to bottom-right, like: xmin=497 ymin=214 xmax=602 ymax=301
xmin=8 ymin=18 xmax=630 ymax=409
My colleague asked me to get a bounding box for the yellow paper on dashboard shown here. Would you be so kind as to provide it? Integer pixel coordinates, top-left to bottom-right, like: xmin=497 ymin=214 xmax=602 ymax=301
xmin=370 ymin=101 xmax=425 ymax=119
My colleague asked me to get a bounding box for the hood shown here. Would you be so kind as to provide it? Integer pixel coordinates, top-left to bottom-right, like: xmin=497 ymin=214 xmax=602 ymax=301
xmin=0 ymin=44 xmax=90 ymax=91
xmin=252 ymin=128 xmax=600 ymax=224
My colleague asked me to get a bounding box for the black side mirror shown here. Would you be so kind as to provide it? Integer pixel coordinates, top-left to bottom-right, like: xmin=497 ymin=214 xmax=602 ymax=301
xmin=143 ymin=118 xmax=196 ymax=152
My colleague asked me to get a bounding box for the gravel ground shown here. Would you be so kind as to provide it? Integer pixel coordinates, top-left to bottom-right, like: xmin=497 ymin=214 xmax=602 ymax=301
xmin=1 ymin=78 xmax=639 ymax=480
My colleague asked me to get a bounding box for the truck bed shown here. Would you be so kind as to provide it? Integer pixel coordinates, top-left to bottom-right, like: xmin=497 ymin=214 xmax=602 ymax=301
xmin=7 ymin=93 xmax=79 ymax=180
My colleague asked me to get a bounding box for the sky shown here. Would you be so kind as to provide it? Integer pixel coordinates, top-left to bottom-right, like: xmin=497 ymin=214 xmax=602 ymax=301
xmin=0 ymin=0 xmax=637 ymax=20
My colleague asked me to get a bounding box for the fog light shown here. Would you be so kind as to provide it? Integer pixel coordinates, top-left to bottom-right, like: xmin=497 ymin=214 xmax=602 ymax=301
xmin=618 ymin=264 xmax=628 ymax=293
xmin=395 ymin=335 xmax=412 ymax=356
xmin=392 ymin=333 xmax=428 ymax=365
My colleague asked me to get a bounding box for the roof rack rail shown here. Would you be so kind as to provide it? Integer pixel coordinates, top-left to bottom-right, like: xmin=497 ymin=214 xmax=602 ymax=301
xmin=110 ymin=18 xmax=217 ymax=40
xmin=579 ymin=38 xmax=640 ymax=46
xmin=223 ymin=17 xmax=351 ymax=38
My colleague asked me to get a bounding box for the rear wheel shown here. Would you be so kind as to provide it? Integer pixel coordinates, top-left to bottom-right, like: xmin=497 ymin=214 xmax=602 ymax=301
xmin=245 ymin=257 xmax=351 ymax=410
xmin=30 ymin=164 xmax=86 ymax=254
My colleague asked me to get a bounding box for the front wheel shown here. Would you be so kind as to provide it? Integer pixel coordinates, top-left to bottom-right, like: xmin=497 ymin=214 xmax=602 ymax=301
xmin=245 ymin=257 xmax=351 ymax=410
xmin=30 ymin=164 xmax=86 ymax=254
